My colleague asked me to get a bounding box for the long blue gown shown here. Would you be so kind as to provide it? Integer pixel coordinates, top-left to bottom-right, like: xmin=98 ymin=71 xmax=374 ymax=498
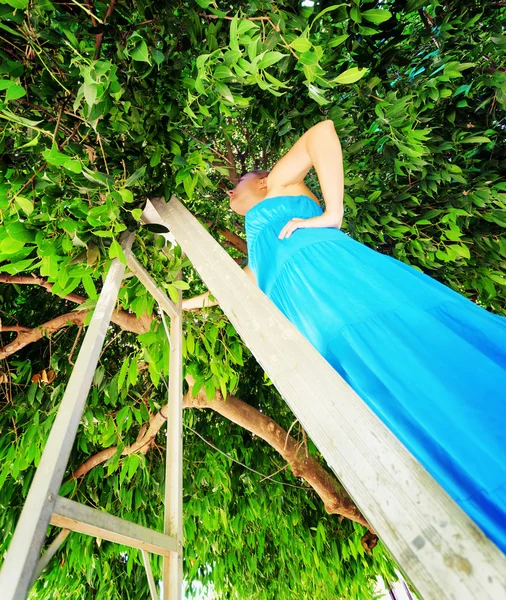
xmin=244 ymin=194 xmax=506 ymax=554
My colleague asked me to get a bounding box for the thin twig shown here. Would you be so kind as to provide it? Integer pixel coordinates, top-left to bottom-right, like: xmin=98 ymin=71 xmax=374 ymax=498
xmin=259 ymin=462 xmax=289 ymax=483
xmin=182 ymin=129 xmax=234 ymax=166
xmin=184 ymin=424 xmax=306 ymax=490
xmin=53 ymin=105 xmax=64 ymax=144
xmin=97 ymin=133 xmax=110 ymax=174
xmin=68 ymin=325 xmax=83 ymax=365
xmin=0 ymin=35 xmax=24 ymax=53
xmin=283 ymin=418 xmax=299 ymax=452
xmin=69 ymin=0 xmax=105 ymax=24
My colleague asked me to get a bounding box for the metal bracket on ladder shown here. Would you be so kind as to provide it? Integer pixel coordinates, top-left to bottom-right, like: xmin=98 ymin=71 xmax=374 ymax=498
xmin=0 ymin=231 xmax=183 ymax=600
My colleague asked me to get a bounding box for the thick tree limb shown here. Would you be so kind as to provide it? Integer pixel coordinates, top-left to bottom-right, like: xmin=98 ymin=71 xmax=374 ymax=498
xmin=0 ymin=312 xmax=88 ymax=360
xmin=183 ymin=376 xmax=375 ymax=536
xmin=0 ymin=274 xmax=153 ymax=334
xmin=201 ymin=220 xmax=247 ymax=254
xmin=71 ymin=380 xmax=377 ymax=549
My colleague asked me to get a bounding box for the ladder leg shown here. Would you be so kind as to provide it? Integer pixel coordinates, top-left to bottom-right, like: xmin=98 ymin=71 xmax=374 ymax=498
xmin=141 ymin=550 xmax=160 ymax=600
xmin=161 ymin=273 xmax=183 ymax=600
xmin=0 ymin=233 xmax=134 ymax=600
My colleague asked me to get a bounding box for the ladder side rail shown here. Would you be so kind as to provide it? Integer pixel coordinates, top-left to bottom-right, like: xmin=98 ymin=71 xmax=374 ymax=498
xmin=141 ymin=550 xmax=161 ymax=600
xmin=0 ymin=232 xmax=135 ymax=600
xmin=144 ymin=196 xmax=506 ymax=600
xmin=50 ymin=496 xmax=177 ymax=556
xmin=161 ymin=270 xmax=183 ymax=600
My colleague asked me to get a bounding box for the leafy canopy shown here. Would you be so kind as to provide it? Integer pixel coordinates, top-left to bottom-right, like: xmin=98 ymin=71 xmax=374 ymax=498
xmin=0 ymin=0 xmax=505 ymax=598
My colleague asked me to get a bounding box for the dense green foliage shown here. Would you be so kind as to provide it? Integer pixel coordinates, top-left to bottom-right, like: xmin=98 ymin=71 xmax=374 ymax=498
xmin=0 ymin=0 xmax=505 ymax=598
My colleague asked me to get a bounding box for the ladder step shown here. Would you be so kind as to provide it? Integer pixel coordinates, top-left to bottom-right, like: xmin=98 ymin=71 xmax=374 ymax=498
xmin=50 ymin=496 xmax=177 ymax=557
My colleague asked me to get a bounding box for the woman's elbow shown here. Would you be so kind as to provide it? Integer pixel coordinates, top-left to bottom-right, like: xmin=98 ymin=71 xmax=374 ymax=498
xmin=321 ymin=119 xmax=336 ymax=132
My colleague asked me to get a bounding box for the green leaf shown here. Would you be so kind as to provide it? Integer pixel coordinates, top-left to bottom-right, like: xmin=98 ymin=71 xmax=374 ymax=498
xmin=17 ymin=132 xmax=40 ymax=149
xmin=118 ymin=188 xmax=134 ymax=203
xmin=3 ymin=0 xmax=29 ymax=9
xmin=488 ymin=211 xmax=506 ymax=227
xmin=42 ymin=143 xmax=71 ymax=166
xmin=5 ymin=84 xmax=25 ymax=101
xmin=127 ymin=454 xmax=140 ymax=479
xmin=215 ymin=81 xmax=234 ymax=103
xmin=124 ymin=167 xmax=146 ymax=187
xmin=64 ymin=159 xmax=82 ymax=173
xmin=152 ymin=49 xmax=164 ymax=65
xmin=489 ymin=273 xmax=506 ymax=285
xmin=6 ymin=221 xmax=34 ymax=242
xmin=117 ymin=357 xmax=130 ymax=392
xmin=128 ymin=357 xmax=138 ymax=386
xmin=328 ymin=34 xmax=349 ymax=48
xmin=258 ymin=52 xmax=286 ymax=70
xmin=116 ymin=406 xmax=131 ymax=432
xmin=229 ymin=13 xmax=239 ymax=52
xmin=109 ymin=238 xmax=126 ymax=263
xmin=14 ymin=195 xmax=33 ymax=216
xmin=307 ymin=83 xmax=329 ymax=105
xmin=333 ymin=67 xmax=368 ymax=84
xmin=291 ymin=36 xmax=312 ymax=53
xmin=0 ymin=109 xmax=43 ymax=128
xmin=83 ymin=82 xmax=98 ymax=107
xmin=171 ymin=279 xmax=190 ymax=290
xmin=131 ymin=40 xmax=150 ymax=64
xmin=0 ymin=258 xmax=36 ymax=274
xmin=183 ymin=173 xmax=198 ymax=199
xmin=204 ymin=378 xmax=216 ymax=401
xmin=361 ymin=9 xmax=393 ymax=24
xmin=150 ymin=146 xmax=161 ymax=167
xmin=350 ymin=5 xmax=362 ymax=23
xmin=460 ymin=136 xmax=492 ymax=144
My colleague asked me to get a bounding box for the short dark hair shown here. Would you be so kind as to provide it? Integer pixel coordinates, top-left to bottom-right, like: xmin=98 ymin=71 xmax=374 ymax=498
xmin=242 ymin=169 xmax=271 ymax=179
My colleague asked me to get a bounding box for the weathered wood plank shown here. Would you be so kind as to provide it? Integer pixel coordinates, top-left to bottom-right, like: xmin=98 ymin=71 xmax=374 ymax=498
xmin=50 ymin=497 xmax=177 ymax=557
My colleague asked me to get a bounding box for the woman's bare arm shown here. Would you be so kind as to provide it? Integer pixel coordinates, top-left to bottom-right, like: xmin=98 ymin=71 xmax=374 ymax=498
xmin=267 ymin=120 xmax=344 ymax=223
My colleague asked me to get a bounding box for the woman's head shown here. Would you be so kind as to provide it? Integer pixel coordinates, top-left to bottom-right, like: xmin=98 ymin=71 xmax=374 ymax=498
xmin=227 ymin=170 xmax=270 ymax=215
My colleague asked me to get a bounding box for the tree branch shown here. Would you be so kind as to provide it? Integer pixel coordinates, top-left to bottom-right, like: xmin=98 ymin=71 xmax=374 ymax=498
xmin=70 ymin=378 xmax=377 ymax=550
xmin=0 ymin=311 xmax=87 ymax=360
xmin=95 ymin=0 xmax=117 ymax=59
xmin=223 ymin=136 xmax=240 ymax=186
xmin=71 ymin=404 xmax=168 ymax=479
xmin=183 ymin=375 xmax=376 ymax=541
xmin=0 ymin=274 xmax=152 ymax=335
xmin=201 ymin=220 xmax=247 ymax=254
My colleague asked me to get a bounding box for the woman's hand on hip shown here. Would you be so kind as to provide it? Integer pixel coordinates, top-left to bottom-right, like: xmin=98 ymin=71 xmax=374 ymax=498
xmin=278 ymin=211 xmax=342 ymax=240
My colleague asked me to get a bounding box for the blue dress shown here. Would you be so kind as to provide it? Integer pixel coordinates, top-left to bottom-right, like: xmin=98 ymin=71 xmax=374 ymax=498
xmin=245 ymin=194 xmax=506 ymax=554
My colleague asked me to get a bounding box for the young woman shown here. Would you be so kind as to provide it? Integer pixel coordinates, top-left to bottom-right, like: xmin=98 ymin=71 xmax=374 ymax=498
xmin=190 ymin=120 xmax=506 ymax=555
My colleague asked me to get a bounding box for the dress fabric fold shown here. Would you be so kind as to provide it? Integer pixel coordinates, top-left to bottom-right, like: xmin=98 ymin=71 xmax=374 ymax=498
xmin=245 ymin=194 xmax=506 ymax=554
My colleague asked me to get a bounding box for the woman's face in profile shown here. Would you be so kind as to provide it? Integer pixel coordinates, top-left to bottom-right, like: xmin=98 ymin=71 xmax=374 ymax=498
xmin=227 ymin=173 xmax=267 ymax=215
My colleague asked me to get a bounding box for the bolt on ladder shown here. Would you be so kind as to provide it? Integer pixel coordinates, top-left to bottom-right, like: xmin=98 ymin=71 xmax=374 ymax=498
xmin=0 ymin=231 xmax=183 ymax=600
